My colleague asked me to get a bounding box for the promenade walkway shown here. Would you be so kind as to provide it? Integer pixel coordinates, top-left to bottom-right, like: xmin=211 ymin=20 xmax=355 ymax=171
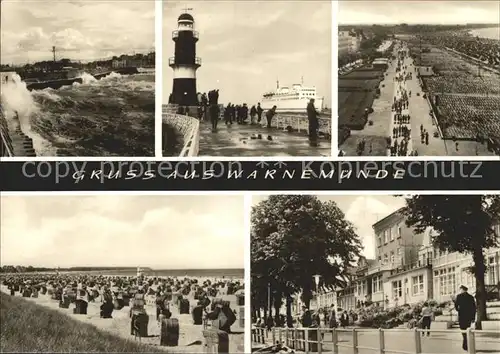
xmin=252 ymin=327 xmax=500 ymax=354
xmin=199 ymin=122 xmax=331 ymax=157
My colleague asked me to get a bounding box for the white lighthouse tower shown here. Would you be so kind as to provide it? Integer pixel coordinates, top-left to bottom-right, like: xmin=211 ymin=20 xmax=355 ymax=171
xmin=169 ymin=9 xmax=201 ymax=107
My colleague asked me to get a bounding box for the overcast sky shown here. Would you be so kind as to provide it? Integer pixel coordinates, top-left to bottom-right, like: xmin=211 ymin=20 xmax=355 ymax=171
xmin=1 ymin=195 xmax=244 ymax=269
xmin=252 ymin=195 xmax=406 ymax=259
xmin=163 ymin=1 xmax=332 ymax=107
xmin=339 ymin=1 xmax=500 ymax=25
xmin=1 ymin=0 xmax=155 ymax=65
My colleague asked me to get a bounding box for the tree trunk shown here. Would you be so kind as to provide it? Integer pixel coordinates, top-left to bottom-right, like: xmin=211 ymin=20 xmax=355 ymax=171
xmin=301 ymin=288 xmax=312 ymax=309
xmin=273 ymin=292 xmax=282 ymax=326
xmin=472 ymin=247 xmax=487 ymax=330
xmin=286 ymin=295 xmax=293 ymax=328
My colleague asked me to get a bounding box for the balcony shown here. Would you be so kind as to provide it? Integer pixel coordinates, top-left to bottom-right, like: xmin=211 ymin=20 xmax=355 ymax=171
xmin=389 ymin=259 xmax=432 ymax=276
xmin=172 ymin=30 xmax=199 ymax=40
xmin=168 ymin=57 xmax=201 ymax=67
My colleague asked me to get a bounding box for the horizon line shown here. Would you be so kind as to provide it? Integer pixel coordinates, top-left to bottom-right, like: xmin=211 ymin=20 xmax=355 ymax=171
xmin=339 ymin=23 xmax=500 ymax=26
xmin=0 ymin=266 xmax=244 ymax=270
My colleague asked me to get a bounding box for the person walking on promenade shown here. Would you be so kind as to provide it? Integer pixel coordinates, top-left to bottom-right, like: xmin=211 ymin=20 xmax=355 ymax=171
xmin=257 ymin=103 xmax=263 ymax=124
xmin=266 ymin=315 xmax=274 ymax=333
xmin=453 ymin=285 xmax=476 ymax=351
xmin=250 ymin=105 xmax=257 ymax=124
xmin=340 ymin=311 xmax=349 ymax=328
xmin=420 ymin=302 xmax=434 ymax=336
xmin=328 ymin=305 xmax=337 ymax=328
xmin=307 ymin=98 xmax=319 ymax=147
xmin=266 ymin=106 xmax=277 ymax=128
xmin=300 ymin=305 xmax=312 ymax=328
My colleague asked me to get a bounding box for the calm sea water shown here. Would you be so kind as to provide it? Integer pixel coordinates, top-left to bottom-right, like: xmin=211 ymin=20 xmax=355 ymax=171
xmin=470 ymin=27 xmax=500 ymax=40
xmin=94 ymin=268 xmax=244 ymax=279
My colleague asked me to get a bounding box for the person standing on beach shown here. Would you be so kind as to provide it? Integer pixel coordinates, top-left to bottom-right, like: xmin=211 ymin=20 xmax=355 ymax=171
xmin=453 ymin=285 xmax=476 ymax=351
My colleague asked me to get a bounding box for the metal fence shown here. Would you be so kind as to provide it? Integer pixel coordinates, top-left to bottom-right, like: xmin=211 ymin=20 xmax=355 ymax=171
xmin=252 ymin=326 xmax=500 ymax=354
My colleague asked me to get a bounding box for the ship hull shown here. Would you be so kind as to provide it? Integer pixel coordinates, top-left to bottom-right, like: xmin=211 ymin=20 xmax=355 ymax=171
xmin=260 ymin=97 xmax=324 ymax=113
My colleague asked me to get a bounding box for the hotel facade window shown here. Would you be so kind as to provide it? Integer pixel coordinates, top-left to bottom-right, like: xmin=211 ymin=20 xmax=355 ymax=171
xmin=384 ymin=253 xmax=388 ymax=264
xmin=487 ymin=256 xmax=498 ymax=285
xmin=384 ymin=230 xmax=389 ymax=244
xmin=372 ymin=275 xmax=383 ymax=293
xmin=392 ymin=280 xmax=402 ymax=298
xmin=390 ymin=251 xmax=395 ymax=263
xmin=412 ymin=275 xmax=424 ymax=295
xmin=434 ymin=267 xmax=457 ymax=297
xmin=378 ymin=234 xmax=382 ymax=247
xmin=389 ymin=228 xmax=394 ymax=241
xmin=397 ymin=226 xmax=402 ymax=238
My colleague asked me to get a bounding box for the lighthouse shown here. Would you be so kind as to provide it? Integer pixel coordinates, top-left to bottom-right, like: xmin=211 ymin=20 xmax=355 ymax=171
xmin=169 ymin=9 xmax=201 ymax=107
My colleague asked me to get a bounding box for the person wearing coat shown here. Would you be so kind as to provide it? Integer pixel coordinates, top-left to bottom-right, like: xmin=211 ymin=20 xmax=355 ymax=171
xmin=328 ymin=305 xmax=337 ymax=328
xmin=340 ymin=311 xmax=349 ymax=328
xmin=307 ymin=98 xmax=320 ymax=146
xmin=300 ymin=305 xmax=312 ymax=327
xmin=453 ymin=285 xmax=476 ymax=351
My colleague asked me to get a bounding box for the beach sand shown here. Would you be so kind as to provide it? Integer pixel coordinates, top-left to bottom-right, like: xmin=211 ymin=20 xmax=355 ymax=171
xmin=0 ymin=286 xmax=245 ymax=353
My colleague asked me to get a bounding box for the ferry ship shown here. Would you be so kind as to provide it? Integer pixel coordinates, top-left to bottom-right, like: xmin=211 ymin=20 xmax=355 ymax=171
xmin=261 ymin=81 xmax=324 ymax=113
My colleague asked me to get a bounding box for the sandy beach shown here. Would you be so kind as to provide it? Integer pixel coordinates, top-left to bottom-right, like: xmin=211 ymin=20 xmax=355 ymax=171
xmin=0 ymin=284 xmax=245 ymax=353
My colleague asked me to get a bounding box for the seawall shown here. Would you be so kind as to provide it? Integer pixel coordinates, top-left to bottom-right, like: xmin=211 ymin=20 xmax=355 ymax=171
xmin=0 ymin=108 xmax=36 ymax=157
xmin=26 ymin=66 xmax=141 ymax=91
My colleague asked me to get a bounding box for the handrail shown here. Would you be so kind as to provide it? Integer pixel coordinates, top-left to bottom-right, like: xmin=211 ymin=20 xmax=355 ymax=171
xmin=274 ymin=115 xmax=331 ymax=136
xmin=0 ymin=109 xmax=14 ymax=157
xmin=252 ymin=326 xmax=500 ymax=354
xmin=0 ymin=127 xmax=14 ymax=157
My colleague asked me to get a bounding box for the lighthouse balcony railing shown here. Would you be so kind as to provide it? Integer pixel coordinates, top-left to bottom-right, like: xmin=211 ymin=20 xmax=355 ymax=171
xmin=172 ymin=30 xmax=199 ymax=39
xmin=168 ymin=57 xmax=202 ymax=66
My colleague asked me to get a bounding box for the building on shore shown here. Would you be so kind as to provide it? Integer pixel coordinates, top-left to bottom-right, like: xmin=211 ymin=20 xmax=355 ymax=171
xmin=334 ymin=208 xmax=500 ymax=312
xmin=339 ymin=31 xmax=361 ymax=56
xmin=431 ymin=223 xmax=500 ymax=303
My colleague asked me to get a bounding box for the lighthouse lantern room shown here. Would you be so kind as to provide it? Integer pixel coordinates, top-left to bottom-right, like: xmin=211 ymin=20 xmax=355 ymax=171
xmin=169 ymin=9 xmax=201 ymax=107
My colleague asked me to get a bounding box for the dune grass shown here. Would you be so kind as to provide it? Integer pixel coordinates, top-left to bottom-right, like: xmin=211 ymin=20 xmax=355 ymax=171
xmin=0 ymin=293 xmax=163 ymax=352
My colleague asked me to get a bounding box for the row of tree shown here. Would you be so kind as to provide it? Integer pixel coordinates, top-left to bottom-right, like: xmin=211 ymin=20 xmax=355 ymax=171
xmin=251 ymin=195 xmax=500 ymax=329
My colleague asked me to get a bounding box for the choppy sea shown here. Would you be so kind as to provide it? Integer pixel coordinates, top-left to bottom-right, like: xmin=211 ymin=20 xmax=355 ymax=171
xmin=1 ymin=72 xmax=154 ymax=156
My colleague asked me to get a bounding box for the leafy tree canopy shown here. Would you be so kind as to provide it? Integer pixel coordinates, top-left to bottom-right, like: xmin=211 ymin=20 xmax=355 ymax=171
xmin=401 ymin=195 xmax=500 ymax=254
xmin=251 ymin=195 xmax=362 ymax=298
